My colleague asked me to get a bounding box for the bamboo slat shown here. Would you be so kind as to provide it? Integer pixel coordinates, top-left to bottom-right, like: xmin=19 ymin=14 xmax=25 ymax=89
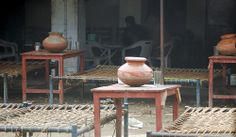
xmin=162 ymin=107 xmax=236 ymax=136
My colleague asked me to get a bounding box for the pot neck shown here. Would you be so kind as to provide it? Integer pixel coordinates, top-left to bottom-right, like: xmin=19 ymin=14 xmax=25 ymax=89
xmin=124 ymin=56 xmax=147 ymax=65
xmin=49 ymin=32 xmax=63 ymax=36
xmin=126 ymin=60 xmax=145 ymax=65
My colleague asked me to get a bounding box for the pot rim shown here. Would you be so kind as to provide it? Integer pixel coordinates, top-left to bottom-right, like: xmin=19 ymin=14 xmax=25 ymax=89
xmin=220 ymin=33 xmax=236 ymax=39
xmin=125 ymin=56 xmax=147 ymax=62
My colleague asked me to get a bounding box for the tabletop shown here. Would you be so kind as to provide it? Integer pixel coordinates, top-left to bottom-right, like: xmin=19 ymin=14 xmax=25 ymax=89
xmin=21 ymin=49 xmax=84 ymax=57
xmin=91 ymin=84 xmax=181 ymax=92
xmin=209 ymin=55 xmax=236 ymax=60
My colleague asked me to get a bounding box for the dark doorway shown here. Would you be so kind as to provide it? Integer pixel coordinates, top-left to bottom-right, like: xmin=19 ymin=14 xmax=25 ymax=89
xmin=0 ymin=0 xmax=51 ymax=53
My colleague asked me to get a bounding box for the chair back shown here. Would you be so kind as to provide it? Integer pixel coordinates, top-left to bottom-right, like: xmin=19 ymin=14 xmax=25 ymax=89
xmin=139 ymin=40 xmax=152 ymax=58
xmin=150 ymin=36 xmax=181 ymax=67
xmin=0 ymin=39 xmax=19 ymax=62
xmin=85 ymin=42 xmax=109 ymax=67
xmin=121 ymin=40 xmax=152 ymax=64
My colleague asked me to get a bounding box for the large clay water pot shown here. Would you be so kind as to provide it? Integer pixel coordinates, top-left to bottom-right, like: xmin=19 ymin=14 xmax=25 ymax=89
xmin=216 ymin=33 xmax=236 ymax=55
xmin=117 ymin=57 xmax=153 ymax=86
xmin=42 ymin=32 xmax=67 ymax=53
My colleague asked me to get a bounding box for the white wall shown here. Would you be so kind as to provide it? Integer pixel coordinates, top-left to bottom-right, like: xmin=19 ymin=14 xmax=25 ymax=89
xmin=51 ymin=0 xmax=82 ymax=74
xmin=51 ymin=0 xmax=79 ymax=45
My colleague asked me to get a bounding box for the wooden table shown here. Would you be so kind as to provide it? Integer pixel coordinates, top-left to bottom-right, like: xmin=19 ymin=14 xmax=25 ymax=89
xmin=91 ymin=84 xmax=181 ymax=137
xmin=21 ymin=50 xmax=84 ymax=104
xmin=208 ymin=55 xmax=236 ymax=106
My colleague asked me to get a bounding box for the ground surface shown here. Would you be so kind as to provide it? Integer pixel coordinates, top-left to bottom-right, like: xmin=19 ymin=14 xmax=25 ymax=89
xmin=0 ymin=72 xmax=235 ymax=137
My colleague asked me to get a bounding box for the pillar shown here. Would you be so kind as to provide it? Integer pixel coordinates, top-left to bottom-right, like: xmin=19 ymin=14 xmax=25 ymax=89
xmin=51 ymin=0 xmax=85 ymax=74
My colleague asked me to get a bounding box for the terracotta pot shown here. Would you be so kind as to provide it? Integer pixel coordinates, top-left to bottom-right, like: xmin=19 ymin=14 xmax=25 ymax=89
xmin=42 ymin=32 xmax=67 ymax=53
xmin=117 ymin=57 xmax=153 ymax=86
xmin=216 ymin=33 xmax=236 ymax=55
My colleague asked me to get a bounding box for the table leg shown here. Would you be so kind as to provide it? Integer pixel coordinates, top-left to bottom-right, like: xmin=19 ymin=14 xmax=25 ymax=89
xmin=45 ymin=60 xmax=50 ymax=83
xmin=22 ymin=57 xmax=27 ymax=102
xmin=58 ymin=58 xmax=64 ymax=104
xmin=208 ymin=60 xmax=214 ymax=107
xmin=155 ymin=94 xmax=162 ymax=131
xmin=79 ymin=54 xmax=85 ymax=72
xmin=114 ymin=98 xmax=122 ymax=137
xmin=93 ymin=94 xmax=101 ymax=137
xmin=173 ymin=90 xmax=179 ymax=120
xmin=222 ymin=64 xmax=227 ymax=88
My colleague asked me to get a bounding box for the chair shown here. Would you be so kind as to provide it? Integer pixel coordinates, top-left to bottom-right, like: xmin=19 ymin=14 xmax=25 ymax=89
xmin=151 ymin=37 xmax=180 ymax=67
xmin=121 ymin=40 xmax=152 ymax=63
xmin=85 ymin=42 xmax=109 ymax=68
xmin=0 ymin=39 xmax=19 ymax=61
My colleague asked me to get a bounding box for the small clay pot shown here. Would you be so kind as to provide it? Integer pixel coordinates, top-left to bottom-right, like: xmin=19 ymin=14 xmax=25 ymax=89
xmin=42 ymin=32 xmax=67 ymax=53
xmin=216 ymin=33 xmax=236 ymax=55
xmin=117 ymin=57 xmax=153 ymax=86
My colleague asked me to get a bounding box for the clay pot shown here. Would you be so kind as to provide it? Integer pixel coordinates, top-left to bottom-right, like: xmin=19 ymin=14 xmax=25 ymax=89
xmin=216 ymin=33 xmax=236 ymax=55
xmin=42 ymin=32 xmax=67 ymax=53
xmin=117 ymin=57 xmax=153 ymax=87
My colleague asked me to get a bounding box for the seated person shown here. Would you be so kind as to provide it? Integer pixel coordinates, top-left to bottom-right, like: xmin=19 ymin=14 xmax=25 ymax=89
xmin=121 ymin=16 xmax=151 ymax=56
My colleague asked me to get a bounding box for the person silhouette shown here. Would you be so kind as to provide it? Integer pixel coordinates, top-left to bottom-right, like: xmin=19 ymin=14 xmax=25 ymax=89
xmin=121 ymin=16 xmax=150 ymax=56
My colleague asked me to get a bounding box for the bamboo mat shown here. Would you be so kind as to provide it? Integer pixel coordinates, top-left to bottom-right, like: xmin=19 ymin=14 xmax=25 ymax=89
xmin=162 ymin=68 xmax=222 ymax=82
xmin=63 ymin=65 xmax=222 ymax=82
xmin=162 ymin=107 xmax=236 ymax=136
xmin=0 ymin=61 xmax=44 ymax=77
xmin=62 ymin=65 xmax=119 ymax=81
xmin=0 ymin=103 xmax=116 ymax=132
